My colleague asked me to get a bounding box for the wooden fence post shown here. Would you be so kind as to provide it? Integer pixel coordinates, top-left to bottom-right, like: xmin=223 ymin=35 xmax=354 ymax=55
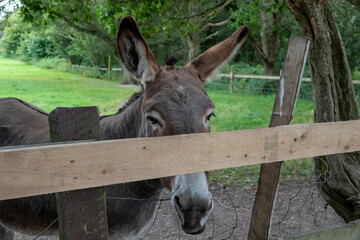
xmin=49 ymin=107 xmax=109 ymax=240
xmin=108 ymin=56 xmax=111 ymax=81
xmin=248 ymin=36 xmax=311 ymax=240
xmin=230 ymin=65 xmax=234 ymax=94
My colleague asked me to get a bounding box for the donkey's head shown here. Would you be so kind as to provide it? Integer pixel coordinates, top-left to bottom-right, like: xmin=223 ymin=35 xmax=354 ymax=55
xmin=117 ymin=16 xmax=249 ymax=235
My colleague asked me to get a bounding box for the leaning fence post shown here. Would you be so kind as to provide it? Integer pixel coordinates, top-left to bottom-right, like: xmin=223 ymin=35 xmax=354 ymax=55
xmin=49 ymin=107 xmax=109 ymax=240
xmin=248 ymin=36 xmax=311 ymax=240
xmin=229 ymin=65 xmax=234 ymax=94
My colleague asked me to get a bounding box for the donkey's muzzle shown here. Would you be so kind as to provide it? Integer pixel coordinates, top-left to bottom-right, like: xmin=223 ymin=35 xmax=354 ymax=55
xmin=172 ymin=192 xmax=213 ymax=235
xmin=171 ymin=173 xmax=213 ymax=235
xmin=181 ymin=208 xmax=209 ymax=234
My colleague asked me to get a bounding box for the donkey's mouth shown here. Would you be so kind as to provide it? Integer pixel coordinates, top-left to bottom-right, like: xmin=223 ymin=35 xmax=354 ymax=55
xmin=180 ymin=209 xmax=209 ymax=234
xmin=182 ymin=223 xmax=206 ymax=235
xmin=172 ymin=201 xmax=213 ymax=235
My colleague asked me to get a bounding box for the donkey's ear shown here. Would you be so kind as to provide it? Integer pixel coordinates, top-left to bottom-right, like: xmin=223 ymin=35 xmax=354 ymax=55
xmin=117 ymin=16 xmax=160 ymax=84
xmin=186 ymin=25 xmax=250 ymax=83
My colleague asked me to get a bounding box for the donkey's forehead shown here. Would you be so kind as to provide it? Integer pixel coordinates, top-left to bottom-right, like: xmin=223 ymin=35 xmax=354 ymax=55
xmin=143 ymin=67 xmax=214 ymax=110
xmin=145 ymin=67 xmax=206 ymax=95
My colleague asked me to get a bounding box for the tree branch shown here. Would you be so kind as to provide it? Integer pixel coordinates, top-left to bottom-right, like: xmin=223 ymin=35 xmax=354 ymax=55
xmin=248 ymin=35 xmax=270 ymax=64
xmin=170 ymin=0 xmax=227 ymax=20
xmin=52 ymin=32 xmax=77 ymax=41
xmin=201 ymin=15 xmax=232 ymax=31
xmin=199 ymin=0 xmax=234 ymax=27
xmin=286 ymin=0 xmax=314 ymax=38
xmin=61 ymin=16 xmax=115 ymax=49
xmin=204 ymin=30 xmax=220 ymax=40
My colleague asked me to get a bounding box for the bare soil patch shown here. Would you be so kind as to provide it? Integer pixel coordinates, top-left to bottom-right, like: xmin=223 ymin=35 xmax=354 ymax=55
xmin=13 ymin=180 xmax=343 ymax=240
xmin=142 ymin=181 xmax=343 ymax=240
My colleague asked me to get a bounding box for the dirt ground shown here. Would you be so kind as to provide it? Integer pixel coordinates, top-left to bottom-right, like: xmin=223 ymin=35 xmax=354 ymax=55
xmin=140 ymin=181 xmax=344 ymax=240
xmin=13 ymin=180 xmax=344 ymax=240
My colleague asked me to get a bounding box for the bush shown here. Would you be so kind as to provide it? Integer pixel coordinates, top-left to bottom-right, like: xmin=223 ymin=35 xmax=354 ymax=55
xmin=33 ymin=57 xmax=69 ymax=70
xmin=22 ymin=34 xmax=58 ymax=59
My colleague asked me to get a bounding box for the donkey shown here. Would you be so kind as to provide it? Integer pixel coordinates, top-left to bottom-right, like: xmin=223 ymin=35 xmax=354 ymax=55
xmin=0 ymin=16 xmax=249 ymax=239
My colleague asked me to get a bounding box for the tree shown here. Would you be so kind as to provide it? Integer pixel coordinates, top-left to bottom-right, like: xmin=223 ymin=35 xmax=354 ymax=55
xmin=258 ymin=1 xmax=285 ymax=76
xmin=332 ymin=0 xmax=360 ymax=73
xmin=1 ymin=12 xmax=31 ymax=55
xmin=287 ymin=0 xmax=360 ymax=222
xmin=181 ymin=0 xmax=234 ymax=61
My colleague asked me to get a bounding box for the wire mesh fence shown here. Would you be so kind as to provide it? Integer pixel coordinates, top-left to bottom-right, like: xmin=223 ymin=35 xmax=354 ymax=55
xmin=206 ymin=77 xmax=309 ymax=100
xmin=207 ymin=75 xmax=360 ymax=102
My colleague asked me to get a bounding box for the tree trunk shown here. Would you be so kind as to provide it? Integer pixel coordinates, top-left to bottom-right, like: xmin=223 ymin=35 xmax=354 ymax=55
xmin=259 ymin=8 xmax=281 ymax=76
xmin=259 ymin=2 xmax=283 ymax=95
xmin=287 ymin=0 xmax=360 ymax=222
xmin=187 ymin=32 xmax=200 ymax=62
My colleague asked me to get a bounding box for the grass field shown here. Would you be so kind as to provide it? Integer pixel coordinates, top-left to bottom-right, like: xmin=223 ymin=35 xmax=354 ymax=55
xmin=0 ymin=57 xmax=135 ymax=114
xmin=0 ymin=56 xmax=315 ymax=186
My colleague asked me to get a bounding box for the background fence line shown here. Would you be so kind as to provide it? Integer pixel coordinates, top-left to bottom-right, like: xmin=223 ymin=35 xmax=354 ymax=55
xmin=70 ymin=64 xmax=360 ymax=84
xmin=218 ymin=73 xmax=360 ymax=84
xmin=71 ymin=64 xmax=122 ymax=71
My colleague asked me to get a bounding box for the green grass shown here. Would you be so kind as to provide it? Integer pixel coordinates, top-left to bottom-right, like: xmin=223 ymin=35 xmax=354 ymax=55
xmin=0 ymin=57 xmax=135 ymax=114
xmin=0 ymin=56 xmax=315 ymax=186
xmin=205 ymin=89 xmax=314 ymax=187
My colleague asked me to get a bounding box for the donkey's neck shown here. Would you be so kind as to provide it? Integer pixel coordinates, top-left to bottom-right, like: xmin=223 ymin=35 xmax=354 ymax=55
xmin=100 ymin=93 xmax=144 ymax=140
xmin=99 ymin=93 xmax=163 ymax=238
xmin=99 ymin=91 xmax=163 ymax=193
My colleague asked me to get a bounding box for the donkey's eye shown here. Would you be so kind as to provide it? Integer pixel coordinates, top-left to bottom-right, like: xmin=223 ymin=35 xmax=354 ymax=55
xmin=206 ymin=113 xmax=216 ymax=123
xmin=146 ymin=115 xmax=162 ymax=127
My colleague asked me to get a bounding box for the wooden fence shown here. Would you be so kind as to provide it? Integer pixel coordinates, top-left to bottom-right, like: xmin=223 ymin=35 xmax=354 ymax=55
xmin=219 ymin=72 xmax=360 ymax=94
xmin=219 ymin=73 xmax=360 ymax=84
xmin=1 ymin=119 xmax=360 ymax=200
xmin=2 ymin=36 xmax=360 ymax=239
xmin=71 ymin=64 xmax=122 ymax=71
xmin=1 ymin=119 xmax=360 ymax=238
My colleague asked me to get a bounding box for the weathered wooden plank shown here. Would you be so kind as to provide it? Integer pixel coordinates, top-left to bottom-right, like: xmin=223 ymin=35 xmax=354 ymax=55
xmin=0 ymin=120 xmax=360 ymax=201
xmin=248 ymin=36 xmax=311 ymax=240
xmin=49 ymin=107 xmax=109 ymax=240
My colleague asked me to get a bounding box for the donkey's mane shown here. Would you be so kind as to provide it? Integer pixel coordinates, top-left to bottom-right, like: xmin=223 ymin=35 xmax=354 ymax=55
xmin=100 ymin=88 xmax=144 ymax=119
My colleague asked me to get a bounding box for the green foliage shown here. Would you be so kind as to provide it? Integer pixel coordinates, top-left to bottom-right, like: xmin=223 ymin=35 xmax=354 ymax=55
xmin=331 ymin=0 xmax=360 ymax=73
xmin=1 ymin=12 xmax=59 ymax=59
xmin=19 ymin=32 xmax=58 ymax=59
xmin=31 ymin=56 xmax=68 ymax=70
xmin=1 ymin=12 xmax=31 ymax=55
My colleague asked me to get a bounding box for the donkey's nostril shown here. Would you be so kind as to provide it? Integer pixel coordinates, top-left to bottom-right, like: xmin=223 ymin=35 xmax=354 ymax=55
xmin=174 ymin=196 xmax=182 ymax=210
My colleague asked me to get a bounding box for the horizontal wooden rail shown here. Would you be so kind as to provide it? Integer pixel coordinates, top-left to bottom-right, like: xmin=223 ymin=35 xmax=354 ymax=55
xmin=218 ymin=73 xmax=360 ymax=85
xmin=1 ymin=120 xmax=360 ymax=200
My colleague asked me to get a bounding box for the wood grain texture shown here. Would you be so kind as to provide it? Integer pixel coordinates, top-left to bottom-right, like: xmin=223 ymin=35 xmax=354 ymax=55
xmin=249 ymin=36 xmax=311 ymax=240
xmin=49 ymin=107 xmax=109 ymax=240
xmin=0 ymin=119 xmax=360 ymax=200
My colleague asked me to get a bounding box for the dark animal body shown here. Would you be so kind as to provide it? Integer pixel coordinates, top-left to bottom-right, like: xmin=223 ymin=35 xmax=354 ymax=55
xmin=0 ymin=16 xmax=249 ymax=239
